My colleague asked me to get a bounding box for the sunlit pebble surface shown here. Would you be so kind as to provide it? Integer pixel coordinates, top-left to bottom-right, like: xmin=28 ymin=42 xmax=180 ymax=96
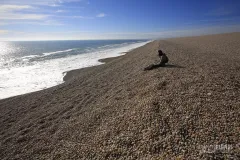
xmin=0 ymin=41 xmax=149 ymax=99
xmin=0 ymin=33 xmax=239 ymax=159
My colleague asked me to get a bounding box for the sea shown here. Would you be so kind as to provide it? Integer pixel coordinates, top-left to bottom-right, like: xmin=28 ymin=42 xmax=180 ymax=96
xmin=0 ymin=40 xmax=150 ymax=99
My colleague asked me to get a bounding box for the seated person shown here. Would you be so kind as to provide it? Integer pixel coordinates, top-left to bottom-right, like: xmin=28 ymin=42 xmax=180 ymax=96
xmin=144 ymin=50 xmax=169 ymax=70
xmin=158 ymin=50 xmax=169 ymax=66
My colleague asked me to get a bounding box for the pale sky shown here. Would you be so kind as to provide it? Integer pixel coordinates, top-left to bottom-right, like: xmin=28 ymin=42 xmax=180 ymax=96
xmin=0 ymin=0 xmax=240 ymax=40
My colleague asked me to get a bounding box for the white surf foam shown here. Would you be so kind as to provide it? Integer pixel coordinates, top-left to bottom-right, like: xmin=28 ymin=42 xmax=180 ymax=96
xmin=42 ymin=49 xmax=74 ymax=56
xmin=0 ymin=41 xmax=150 ymax=99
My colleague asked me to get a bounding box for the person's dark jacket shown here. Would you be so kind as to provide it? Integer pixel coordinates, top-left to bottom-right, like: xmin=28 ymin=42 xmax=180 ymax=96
xmin=160 ymin=53 xmax=169 ymax=65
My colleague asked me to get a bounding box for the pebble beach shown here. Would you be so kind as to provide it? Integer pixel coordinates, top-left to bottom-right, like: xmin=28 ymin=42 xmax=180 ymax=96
xmin=0 ymin=33 xmax=240 ymax=159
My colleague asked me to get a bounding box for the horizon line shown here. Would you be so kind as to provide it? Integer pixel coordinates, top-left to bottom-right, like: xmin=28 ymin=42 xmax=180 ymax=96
xmin=2 ymin=31 xmax=240 ymax=42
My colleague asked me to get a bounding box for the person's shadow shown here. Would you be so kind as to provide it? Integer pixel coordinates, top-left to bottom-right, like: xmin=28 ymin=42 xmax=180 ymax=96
xmin=164 ymin=64 xmax=184 ymax=68
xmin=144 ymin=63 xmax=184 ymax=70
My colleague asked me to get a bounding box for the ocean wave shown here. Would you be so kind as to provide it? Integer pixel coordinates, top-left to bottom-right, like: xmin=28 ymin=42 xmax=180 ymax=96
xmin=42 ymin=49 xmax=74 ymax=56
xmin=22 ymin=55 xmax=39 ymax=61
xmin=22 ymin=55 xmax=39 ymax=58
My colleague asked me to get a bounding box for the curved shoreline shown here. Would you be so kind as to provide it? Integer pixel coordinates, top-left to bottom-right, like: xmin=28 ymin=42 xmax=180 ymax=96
xmin=0 ymin=41 xmax=151 ymax=100
xmin=63 ymin=52 xmax=129 ymax=81
xmin=63 ymin=41 xmax=152 ymax=82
